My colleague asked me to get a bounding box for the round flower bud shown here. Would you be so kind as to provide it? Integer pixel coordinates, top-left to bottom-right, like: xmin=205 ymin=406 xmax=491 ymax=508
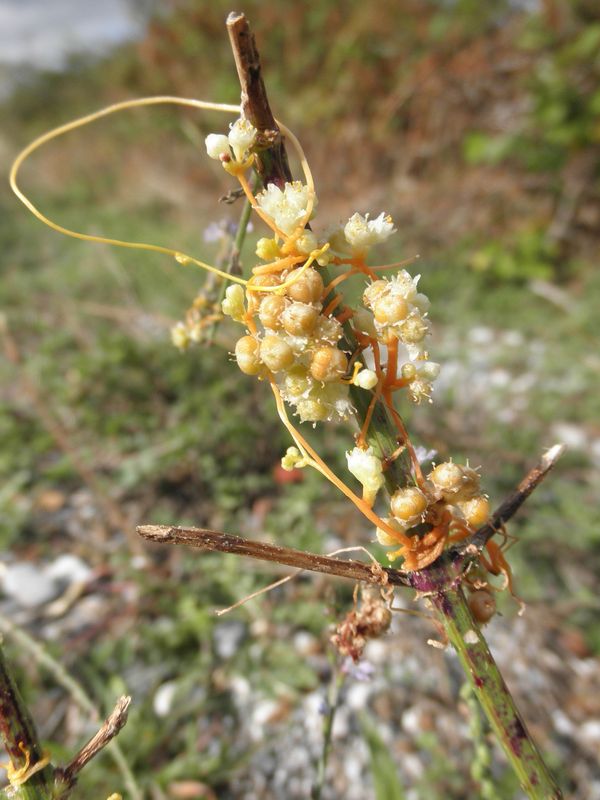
xmin=429 ymin=462 xmax=464 ymax=494
xmin=353 ymin=368 xmax=378 ymax=390
xmin=205 ymin=134 xmax=230 ymax=160
xmin=259 ymin=295 xmax=287 ymax=330
xmin=171 ymin=322 xmax=189 ymax=351
xmin=235 ymin=335 xmax=261 ymax=375
xmin=373 ymin=294 xmax=409 ymax=325
xmin=363 ymin=280 xmax=388 ymax=308
xmin=390 ymin=486 xmax=428 ymax=522
xmin=221 ymin=284 xmax=245 ymax=321
xmin=401 ymin=363 xmax=417 ymax=380
xmin=285 ymin=267 xmax=324 ymax=304
xmin=296 ymin=398 xmax=329 ymax=423
xmin=281 ymin=302 xmax=319 ymax=336
xmin=260 ymin=335 xmax=295 ymax=372
xmin=459 ymin=496 xmax=490 ymax=528
xmin=468 ymin=590 xmax=496 ymax=624
xmin=256 ymin=237 xmax=281 ymax=261
xmin=246 ymin=274 xmax=282 ymax=312
xmin=310 ymin=347 xmax=348 ymax=383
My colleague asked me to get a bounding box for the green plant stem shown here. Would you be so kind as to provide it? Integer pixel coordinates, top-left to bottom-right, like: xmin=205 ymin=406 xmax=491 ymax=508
xmin=0 ymin=640 xmax=53 ymax=800
xmin=227 ymin=13 xmax=563 ymax=798
xmin=430 ymin=586 xmax=562 ymax=799
xmin=312 ymin=663 xmax=345 ymax=800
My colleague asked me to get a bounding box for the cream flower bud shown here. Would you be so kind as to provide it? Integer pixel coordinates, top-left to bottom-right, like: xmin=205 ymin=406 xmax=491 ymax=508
xmin=310 ymin=347 xmax=348 ymax=383
xmin=390 ymin=486 xmax=428 ymax=524
xmin=459 ymin=495 xmax=490 ymax=528
xmin=416 ymin=361 xmax=441 ymax=381
xmin=281 ymin=446 xmax=305 ymax=471
xmin=344 ymin=212 xmax=396 ymax=251
xmin=260 ymin=334 xmax=295 ymax=372
xmin=353 ymin=368 xmax=378 ymax=390
xmin=346 ymin=446 xmax=385 ymax=506
xmin=205 ymin=134 xmax=230 ymax=160
xmin=221 ymin=284 xmax=245 ymax=322
xmin=235 ymin=335 xmax=262 ymax=375
xmin=228 ymin=118 xmax=257 ymax=161
xmin=170 ymin=321 xmax=189 ymax=351
xmin=256 ymin=237 xmax=281 ymax=261
xmin=295 ymin=231 xmax=318 ymax=254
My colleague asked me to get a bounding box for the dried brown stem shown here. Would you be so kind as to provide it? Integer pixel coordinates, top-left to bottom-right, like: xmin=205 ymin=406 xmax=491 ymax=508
xmin=226 ymin=11 xmax=292 ymax=188
xmin=53 ymin=696 xmax=131 ymax=795
xmin=138 ymin=447 xmax=562 ymax=594
xmin=458 ymin=444 xmax=566 ymax=556
xmin=137 ymin=524 xmax=411 ymax=587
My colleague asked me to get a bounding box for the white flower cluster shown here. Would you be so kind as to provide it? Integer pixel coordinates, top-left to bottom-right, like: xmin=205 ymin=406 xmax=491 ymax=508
xmin=361 ymin=270 xmax=440 ymax=403
xmin=344 ymin=212 xmax=396 ymax=252
xmin=205 ymin=118 xmax=257 ymax=164
xmin=255 ymin=182 xmax=315 ymax=236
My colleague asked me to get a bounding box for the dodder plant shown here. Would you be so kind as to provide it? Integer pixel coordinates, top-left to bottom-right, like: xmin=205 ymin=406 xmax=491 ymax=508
xmin=8 ymin=12 xmax=564 ymax=799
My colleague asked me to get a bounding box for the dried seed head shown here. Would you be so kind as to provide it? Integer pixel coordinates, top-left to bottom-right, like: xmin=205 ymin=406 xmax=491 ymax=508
xmin=281 ymin=302 xmax=319 ymax=336
xmin=260 ymin=334 xmax=295 ymax=372
xmin=286 ymin=267 xmax=324 ymax=304
xmin=468 ymin=589 xmax=496 ymax=624
xmin=235 ymin=335 xmax=262 ymax=375
xmin=390 ymin=486 xmax=428 ymax=522
xmin=310 ymin=346 xmax=348 ymax=383
xmin=259 ymin=295 xmax=287 ymax=330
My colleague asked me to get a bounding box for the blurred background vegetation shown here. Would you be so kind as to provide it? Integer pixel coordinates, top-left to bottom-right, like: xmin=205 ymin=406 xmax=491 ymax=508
xmin=0 ymin=1 xmax=599 ymax=798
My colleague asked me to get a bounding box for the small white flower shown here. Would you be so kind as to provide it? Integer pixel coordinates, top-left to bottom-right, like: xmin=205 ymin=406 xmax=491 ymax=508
xmin=221 ymin=284 xmax=246 ymax=322
xmin=416 ymin=361 xmax=441 ymax=381
xmin=205 ymin=134 xmax=230 ymax=160
xmin=256 ymin=182 xmax=314 ymax=235
xmin=228 ymin=118 xmax=257 ymax=161
xmin=346 ymin=446 xmax=385 ymax=505
xmin=295 ymin=230 xmax=318 ymax=255
xmin=344 ymin=212 xmax=396 ymax=251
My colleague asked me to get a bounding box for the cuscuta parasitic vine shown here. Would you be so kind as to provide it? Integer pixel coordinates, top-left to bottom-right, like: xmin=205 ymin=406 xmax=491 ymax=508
xmin=10 ymin=95 xmax=515 ymax=585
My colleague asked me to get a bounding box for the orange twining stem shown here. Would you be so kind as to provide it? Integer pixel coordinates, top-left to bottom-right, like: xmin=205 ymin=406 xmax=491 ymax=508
xmin=252 ymin=254 xmax=305 ymax=275
xmin=356 ymin=388 xmax=382 ymax=449
xmin=268 ymin=379 xmax=412 ymax=547
xmin=323 ymin=294 xmax=343 ymax=317
xmin=335 ymin=307 xmax=354 ymax=325
xmin=384 ymin=337 xmax=398 ymax=387
xmin=322 ymin=269 xmax=358 ymax=297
